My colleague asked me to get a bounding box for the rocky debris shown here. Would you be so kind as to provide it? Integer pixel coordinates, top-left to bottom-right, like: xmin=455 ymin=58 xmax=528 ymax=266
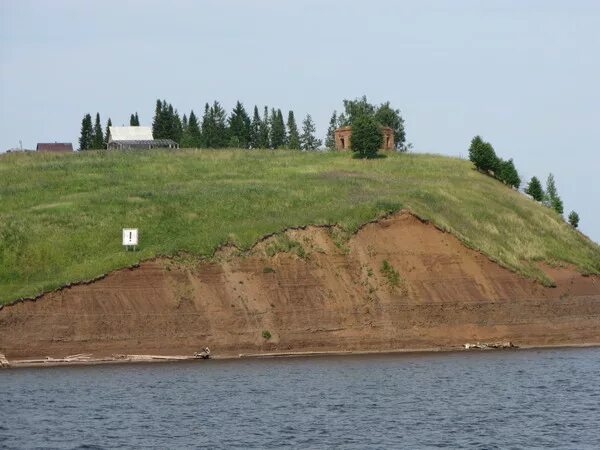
xmin=194 ymin=347 xmax=211 ymax=359
xmin=463 ymin=341 xmax=517 ymax=350
xmin=0 ymin=353 xmax=10 ymax=368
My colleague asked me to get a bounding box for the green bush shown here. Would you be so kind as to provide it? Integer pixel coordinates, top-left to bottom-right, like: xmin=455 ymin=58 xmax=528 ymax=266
xmin=568 ymin=211 xmax=580 ymax=228
xmin=380 ymin=260 xmax=400 ymax=286
xmin=351 ymin=115 xmax=382 ymax=159
xmin=265 ymin=235 xmax=306 ymax=258
xmin=262 ymin=330 xmax=272 ymax=340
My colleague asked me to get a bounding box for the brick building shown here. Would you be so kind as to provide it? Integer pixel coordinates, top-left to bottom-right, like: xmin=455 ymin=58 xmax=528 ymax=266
xmin=334 ymin=126 xmax=395 ymax=151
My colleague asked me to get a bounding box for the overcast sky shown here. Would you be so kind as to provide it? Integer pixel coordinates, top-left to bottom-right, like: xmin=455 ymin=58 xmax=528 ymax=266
xmin=1 ymin=0 xmax=598 ymax=242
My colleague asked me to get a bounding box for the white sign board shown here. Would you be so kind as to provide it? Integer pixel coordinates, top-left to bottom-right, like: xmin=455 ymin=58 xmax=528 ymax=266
xmin=122 ymin=228 xmax=138 ymax=246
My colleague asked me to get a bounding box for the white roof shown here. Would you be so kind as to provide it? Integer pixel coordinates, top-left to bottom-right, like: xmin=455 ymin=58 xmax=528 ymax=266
xmin=109 ymin=126 xmax=153 ymax=142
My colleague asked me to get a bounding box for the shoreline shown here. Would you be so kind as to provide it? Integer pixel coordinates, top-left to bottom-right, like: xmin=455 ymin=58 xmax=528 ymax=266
xmin=4 ymin=342 xmax=600 ymax=370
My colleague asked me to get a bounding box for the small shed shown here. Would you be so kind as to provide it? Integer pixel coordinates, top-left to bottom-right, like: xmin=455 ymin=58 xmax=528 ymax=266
xmin=334 ymin=126 xmax=395 ymax=151
xmin=36 ymin=143 xmax=73 ymax=153
xmin=107 ymin=126 xmax=179 ymax=150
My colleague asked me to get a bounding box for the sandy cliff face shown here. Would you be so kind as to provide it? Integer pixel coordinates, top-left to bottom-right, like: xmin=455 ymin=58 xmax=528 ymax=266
xmin=1 ymin=212 xmax=599 ymax=359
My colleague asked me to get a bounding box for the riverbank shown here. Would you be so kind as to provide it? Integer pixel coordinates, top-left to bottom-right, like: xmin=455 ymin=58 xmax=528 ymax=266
xmin=5 ymin=343 xmax=600 ymax=369
xmin=2 ymin=212 xmax=600 ymax=363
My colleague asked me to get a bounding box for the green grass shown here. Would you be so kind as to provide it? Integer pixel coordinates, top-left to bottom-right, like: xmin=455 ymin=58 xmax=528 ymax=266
xmin=1 ymin=149 xmax=599 ymax=304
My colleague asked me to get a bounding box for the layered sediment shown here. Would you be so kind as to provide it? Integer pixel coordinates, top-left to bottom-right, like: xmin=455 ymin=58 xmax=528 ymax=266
xmin=1 ymin=212 xmax=599 ymax=360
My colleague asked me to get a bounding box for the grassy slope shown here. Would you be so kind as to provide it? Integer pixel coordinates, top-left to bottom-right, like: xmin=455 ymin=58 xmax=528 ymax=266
xmin=1 ymin=149 xmax=599 ymax=304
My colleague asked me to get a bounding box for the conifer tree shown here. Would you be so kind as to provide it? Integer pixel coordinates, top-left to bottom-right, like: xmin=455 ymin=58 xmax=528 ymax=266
xmin=134 ymin=112 xmax=140 ymax=126
xmin=92 ymin=113 xmax=104 ymax=149
xmin=152 ymin=99 xmax=163 ymax=139
xmin=166 ymin=104 xmax=183 ymax=144
xmin=79 ymin=113 xmax=94 ymax=150
xmin=568 ymin=211 xmax=579 ymax=228
xmin=228 ymin=101 xmax=251 ymax=148
xmin=300 ymin=114 xmax=321 ymax=151
xmin=182 ymin=113 xmax=188 ymax=130
xmin=187 ymin=110 xmax=202 ymax=148
xmin=201 ymin=103 xmax=211 ymax=148
xmin=286 ymin=110 xmax=300 ymax=150
xmin=104 ymin=117 xmax=112 ymax=148
xmin=130 ymin=114 xmax=136 ymax=126
xmin=270 ymin=108 xmax=286 ymax=148
xmin=498 ymin=158 xmax=521 ymax=188
xmin=545 ymin=173 xmax=563 ymax=214
xmin=525 ymin=176 xmax=544 ymax=201
xmin=258 ymin=106 xmax=270 ymax=148
xmin=201 ymin=102 xmax=228 ymax=148
xmin=250 ymin=106 xmax=261 ymax=149
xmin=468 ymin=136 xmax=499 ymax=173
xmin=211 ymin=101 xmax=228 ymax=148
xmin=325 ymin=111 xmax=338 ymax=149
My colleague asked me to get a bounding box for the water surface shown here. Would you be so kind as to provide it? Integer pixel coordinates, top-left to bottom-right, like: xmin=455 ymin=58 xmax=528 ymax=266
xmin=1 ymin=348 xmax=599 ymax=449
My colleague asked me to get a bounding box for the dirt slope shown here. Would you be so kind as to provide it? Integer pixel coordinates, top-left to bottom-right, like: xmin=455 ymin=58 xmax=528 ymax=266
xmin=1 ymin=212 xmax=599 ymax=359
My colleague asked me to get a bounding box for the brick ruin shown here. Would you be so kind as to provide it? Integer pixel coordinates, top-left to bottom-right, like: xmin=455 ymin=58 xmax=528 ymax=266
xmin=334 ymin=125 xmax=395 ymax=151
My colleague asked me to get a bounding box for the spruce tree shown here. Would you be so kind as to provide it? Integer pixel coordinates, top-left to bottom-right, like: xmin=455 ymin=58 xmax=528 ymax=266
xmin=525 ymin=176 xmax=544 ymax=201
xmin=468 ymin=136 xmax=499 ymax=173
xmin=92 ymin=113 xmax=104 ymax=149
xmin=286 ymin=110 xmax=300 ymax=150
xmin=182 ymin=113 xmax=188 ymax=130
xmin=167 ymin=104 xmax=183 ymax=144
xmin=129 ymin=112 xmax=140 ymax=126
xmin=187 ymin=110 xmax=202 ymax=148
xmin=325 ymin=111 xmax=338 ymax=149
xmin=568 ymin=211 xmax=579 ymax=228
xmin=152 ymin=99 xmax=163 ymax=139
xmin=104 ymin=117 xmax=112 ymax=148
xmin=201 ymin=103 xmax=212 ymax=148
xmin=250 ymin=106 xmax=261 ymax=149
xmin=211 ymin=101 xmax=228 ymax=148
xmin=545 ymin=173 xmax=564 ymax=214
xmin=498 ymin=158 xmax=520 ymax=188
xmin=270 ymin=108 xmax=286 ymax=148
xmin=228 ymin=101 xmax=251 ymax=148
xmin=258 ymin=106 xmax=270 ymax=148
xmin=278 ymin=109 xmax=286 ymax=147
xmin=78 ymin=113 xmax=94 ymax=150
xmin=300 ymin=114 xmax=321 ymax=151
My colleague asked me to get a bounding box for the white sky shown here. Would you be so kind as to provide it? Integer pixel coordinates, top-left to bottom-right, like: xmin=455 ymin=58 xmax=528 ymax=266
xmin=1 ymin=0 xmax=598 ymax=242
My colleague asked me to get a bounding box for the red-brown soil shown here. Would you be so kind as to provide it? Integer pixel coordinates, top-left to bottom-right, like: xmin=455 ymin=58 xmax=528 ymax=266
xmin=1 ymin=212 xmax=599 ymax=360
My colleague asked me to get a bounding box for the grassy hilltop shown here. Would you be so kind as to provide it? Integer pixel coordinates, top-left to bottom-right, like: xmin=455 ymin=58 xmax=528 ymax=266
xmin=1 ymin=149 xmax=599 ymax=304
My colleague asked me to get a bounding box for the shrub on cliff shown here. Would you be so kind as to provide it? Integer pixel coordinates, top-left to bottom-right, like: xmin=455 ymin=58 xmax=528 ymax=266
xmin=568 ymin=211 xmax=580 ymax=228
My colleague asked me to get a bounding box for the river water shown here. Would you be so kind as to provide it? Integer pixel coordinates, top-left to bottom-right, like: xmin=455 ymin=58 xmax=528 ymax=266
xmin=1 ymin=348 xmax=599 ymax=449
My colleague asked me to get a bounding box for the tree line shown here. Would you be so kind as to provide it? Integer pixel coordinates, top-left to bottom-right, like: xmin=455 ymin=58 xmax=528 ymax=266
xmin=468 ymin=136 xmax=579 ymax=228
xmin=79 ymin=96 xmax=408 ymax=154
xmin=151 ymin=99 xmax=321 ymax=150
